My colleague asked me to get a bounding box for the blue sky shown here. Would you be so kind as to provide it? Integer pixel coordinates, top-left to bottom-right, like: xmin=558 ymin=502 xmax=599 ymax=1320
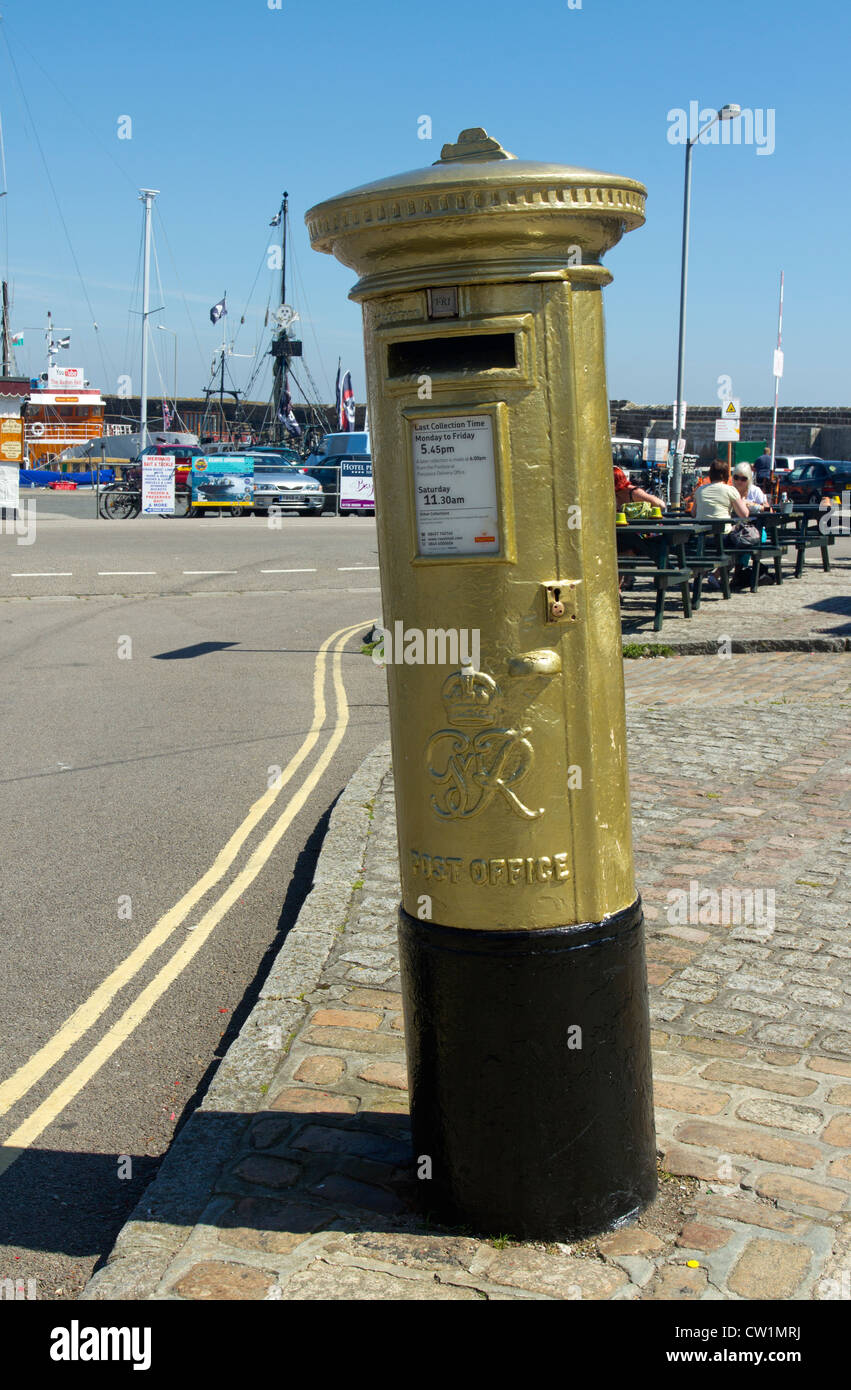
xmin=1 ymin=0 xmax=848 ymax=411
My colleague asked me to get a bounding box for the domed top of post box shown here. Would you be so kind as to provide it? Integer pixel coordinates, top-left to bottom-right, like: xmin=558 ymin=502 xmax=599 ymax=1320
xmin=306 ymin=127 xmax=646 ymax=298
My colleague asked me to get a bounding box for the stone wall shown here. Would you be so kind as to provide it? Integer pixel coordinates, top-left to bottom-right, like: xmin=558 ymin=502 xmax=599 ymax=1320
xmin=610 ymin=402 xmax=851 ymax=461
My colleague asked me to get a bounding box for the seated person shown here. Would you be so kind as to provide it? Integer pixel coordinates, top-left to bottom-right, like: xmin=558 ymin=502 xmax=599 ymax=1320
xmin=694 ymin=459 xmax=750 ymax=527
xmin=731 ymin=461 xmax=767 ymax=512
xmin=695 ymin=459 xmax=751 ymax=590
xmin=613 ymin=466 xmax=665 ymax=513
xmin=613 ymin=466 xmax=665 ymax=593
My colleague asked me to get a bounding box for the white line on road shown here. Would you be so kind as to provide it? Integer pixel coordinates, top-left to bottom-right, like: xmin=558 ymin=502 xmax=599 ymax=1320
xmin=182 ymin=570 xmax=238 ymax=575
xmin=261 ymin=568 xmax=318 ymax=574
xmin=337 ymin=565 xmax=380 ymax=571
xmin=0 ymin=619 xmax=367 ymax=1177
xmin=11 ymin=572 xmax=73 ymax=577
xmin=97 ymin=571 xmax=157 ymax=576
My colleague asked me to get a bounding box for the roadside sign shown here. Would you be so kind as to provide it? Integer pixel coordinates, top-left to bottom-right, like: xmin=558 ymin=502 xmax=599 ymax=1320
xmin=715 ymin=419 xmax=740 ymax=442
xmin=0 ymin=464 xmax=20 ymax=510
xmin=644 ymin=438 xmax=669 ymax=462
xmin=0 ymin=417 xmax=23 ymax=462
xmin=672 ymin=401 xmax=686 ymax=431
xmin=340 ymin=457 xmax=374 ymax=511
xmin=142 ymin=456 xmax=176 ymax=514
xmin=721 ymin=397 xmax=741 ymax=423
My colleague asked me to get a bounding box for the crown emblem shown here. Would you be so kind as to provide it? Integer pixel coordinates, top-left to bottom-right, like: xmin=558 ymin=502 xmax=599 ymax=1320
xmin=441 ymin=667 xmax=499 ymax=727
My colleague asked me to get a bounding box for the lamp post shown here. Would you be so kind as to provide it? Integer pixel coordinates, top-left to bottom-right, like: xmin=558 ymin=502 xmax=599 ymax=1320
xmin=670 ymin=103 xmax=741 ymax=507
xmin=157 ymin=325 xmax=178 ymax=421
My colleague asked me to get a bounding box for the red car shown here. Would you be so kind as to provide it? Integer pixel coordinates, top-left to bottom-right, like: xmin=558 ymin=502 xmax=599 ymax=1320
xmin=136 ymin=443 xmax=205 ymax=492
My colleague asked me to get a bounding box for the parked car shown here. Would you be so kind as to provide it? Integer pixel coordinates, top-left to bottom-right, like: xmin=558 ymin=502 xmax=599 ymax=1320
xmin=251 ymin=460 xmax=324 ymax=515
xmin=771 ymin=454 xmax=823 ymax=477
xmin=249 ymin=445 xmax=302 ymax=465
xmin=782 ymin=460 xmax=851 ymax=504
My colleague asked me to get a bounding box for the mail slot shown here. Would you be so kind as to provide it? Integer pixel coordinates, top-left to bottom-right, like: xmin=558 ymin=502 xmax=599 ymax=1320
xmin=308 ymin=127 xmax=657 ymax=1240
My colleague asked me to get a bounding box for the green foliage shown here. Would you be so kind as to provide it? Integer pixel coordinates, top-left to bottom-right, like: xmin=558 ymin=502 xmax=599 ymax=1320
xmin=622 ymin=642 xmax=675 ymax=659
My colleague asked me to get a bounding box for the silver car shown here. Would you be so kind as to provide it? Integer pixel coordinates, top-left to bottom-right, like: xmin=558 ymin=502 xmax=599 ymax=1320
xmin=252 ymin=461 xmax=324 ymax=516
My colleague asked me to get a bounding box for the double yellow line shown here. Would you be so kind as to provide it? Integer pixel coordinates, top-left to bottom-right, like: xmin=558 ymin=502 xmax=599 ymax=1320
xmin=0 ymin=619 xmax=366 ymax=1177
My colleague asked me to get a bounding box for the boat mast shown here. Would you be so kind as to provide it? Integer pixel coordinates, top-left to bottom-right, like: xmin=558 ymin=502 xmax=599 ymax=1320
xmin=139 ymin=189 xmax=158 ymax=450
xmin=46 ymin=309 xmax=55 ymax=376
xmin=1 ymin=280 xmax=12 ymax=376
xmin=271 ymin=191 xmax=287 ymax=442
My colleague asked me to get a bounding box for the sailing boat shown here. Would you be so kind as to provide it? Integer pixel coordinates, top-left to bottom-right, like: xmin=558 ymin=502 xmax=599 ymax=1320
xmin=200 ymin=193 xmax=328 ymax=455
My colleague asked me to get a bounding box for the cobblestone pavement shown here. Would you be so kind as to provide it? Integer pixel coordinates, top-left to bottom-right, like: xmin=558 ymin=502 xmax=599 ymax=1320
xmin=85 ymin=654 xmax=851 ymax=1302
xmin=620 ymin=542 xmax=851 ymax=648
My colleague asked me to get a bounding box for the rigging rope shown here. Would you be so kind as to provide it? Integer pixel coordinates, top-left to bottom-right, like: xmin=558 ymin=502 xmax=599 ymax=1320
xmin=0 ymin=20 xmax=114 ymax=391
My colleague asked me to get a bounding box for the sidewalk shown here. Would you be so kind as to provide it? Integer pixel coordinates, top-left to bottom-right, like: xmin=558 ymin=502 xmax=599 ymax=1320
xmin=83 ymin=647 xmax=851 ymax=1302
xmin=620 ymin=543 xmax=851 ymax=650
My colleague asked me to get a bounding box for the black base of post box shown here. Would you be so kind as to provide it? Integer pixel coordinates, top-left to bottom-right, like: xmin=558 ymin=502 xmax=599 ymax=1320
xmin=398 ymin=898 xmax=657 ymax=1241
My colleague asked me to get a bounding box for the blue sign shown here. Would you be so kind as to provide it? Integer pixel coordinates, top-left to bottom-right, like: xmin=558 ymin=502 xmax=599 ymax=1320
xmin=191 ymin=455 xmax=254 ymax=507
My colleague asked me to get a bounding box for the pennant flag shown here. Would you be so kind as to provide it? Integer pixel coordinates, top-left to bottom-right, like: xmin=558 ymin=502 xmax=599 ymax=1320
xmin=340 ymin=370 xmax=355 ymax=432
xmin=162 ymin=400 xmax=172 ymax=431
xmin=210 ymin=296 xmax=227 ymax=325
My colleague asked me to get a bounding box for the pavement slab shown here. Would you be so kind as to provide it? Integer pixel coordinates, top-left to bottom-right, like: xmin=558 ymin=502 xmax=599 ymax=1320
xmin=84 ymin=649 xmax=851 ymax=1301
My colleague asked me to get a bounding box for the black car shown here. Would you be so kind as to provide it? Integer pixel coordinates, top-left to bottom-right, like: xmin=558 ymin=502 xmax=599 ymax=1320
xmin=782 ymin=461 xmax=851 ymax=505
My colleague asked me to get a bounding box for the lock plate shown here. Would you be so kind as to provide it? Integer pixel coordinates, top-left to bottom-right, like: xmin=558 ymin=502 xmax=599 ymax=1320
xmin=542 ymin=579 xmax=581 ymax=624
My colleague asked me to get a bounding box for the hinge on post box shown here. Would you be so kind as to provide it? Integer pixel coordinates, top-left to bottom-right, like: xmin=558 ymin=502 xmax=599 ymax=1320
xmin=542 ymin=579 xmax=581 ymax=624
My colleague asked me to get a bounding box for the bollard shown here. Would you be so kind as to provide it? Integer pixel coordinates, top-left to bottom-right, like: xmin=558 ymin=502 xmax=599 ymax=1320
xmin=308 ymin=128 xmax=657 ymax=1240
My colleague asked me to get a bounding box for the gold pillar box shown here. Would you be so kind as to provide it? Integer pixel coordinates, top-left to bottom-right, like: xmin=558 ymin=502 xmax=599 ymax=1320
xmin=308 ymin=128 xmax=647 ymax=934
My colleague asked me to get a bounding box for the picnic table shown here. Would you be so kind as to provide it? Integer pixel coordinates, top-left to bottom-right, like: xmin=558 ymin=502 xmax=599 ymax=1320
xmin=776 ymin=503 xmax=835 ymax=577
xmin=617 ymin=518 xmax=714 ymax=631
xmin=615 ymin=503 xmax=837 ymax=631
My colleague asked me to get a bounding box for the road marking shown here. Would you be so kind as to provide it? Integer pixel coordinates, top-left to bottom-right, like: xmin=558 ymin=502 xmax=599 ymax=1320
xmin=337 ymin=565 xmax=380 ymax=571
xmin=261 ymin=568 xmax=317 ymax=574
xmin=0 ymin=618 xmax=366 ymax=1128
xmin=11 ymin=572 xmax=73 ymax=578
xmin=0 ymin=623 xmax=362 ymax=1177
xmin=183 ymin=570 xmax=238 ymax=575
xmin=97 ymin=571 xmax=157 ymax=576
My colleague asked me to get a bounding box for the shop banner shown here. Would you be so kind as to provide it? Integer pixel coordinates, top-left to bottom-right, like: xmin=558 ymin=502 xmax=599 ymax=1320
xmin=142 ymin=457 xmax=176 ymax=514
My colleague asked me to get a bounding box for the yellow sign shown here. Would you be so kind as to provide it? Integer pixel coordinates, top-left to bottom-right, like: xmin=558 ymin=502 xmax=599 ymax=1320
xmin=0 ymin=418 xmax=23 ymax=461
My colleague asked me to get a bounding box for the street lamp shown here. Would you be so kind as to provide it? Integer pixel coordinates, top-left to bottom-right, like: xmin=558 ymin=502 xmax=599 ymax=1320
xmin=157 ymin=325 xmax=178 ymax=421
xmin=670 ymin=103 xmax=741 ymax=507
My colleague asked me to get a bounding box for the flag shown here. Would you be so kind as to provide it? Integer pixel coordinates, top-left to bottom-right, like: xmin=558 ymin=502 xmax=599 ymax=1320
xmin=277 ymin=389 xmax=302 ymax=438
xmin=335 ymin=360 xmax=341 ymax=427
xmin=12 ymin=332 xmax=23 ymax=347
xmin=162 ymin=401 xmax=172 ymax=431
xmin=56 ymin=335 xmax=70 ymax=349
xmin=339 ymin=370 xmax=355 ymax=432
xmin=269 ymin=210 xmax=282 ymax=227
xmin=210 ymin=296 xmax=227 ymax=325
